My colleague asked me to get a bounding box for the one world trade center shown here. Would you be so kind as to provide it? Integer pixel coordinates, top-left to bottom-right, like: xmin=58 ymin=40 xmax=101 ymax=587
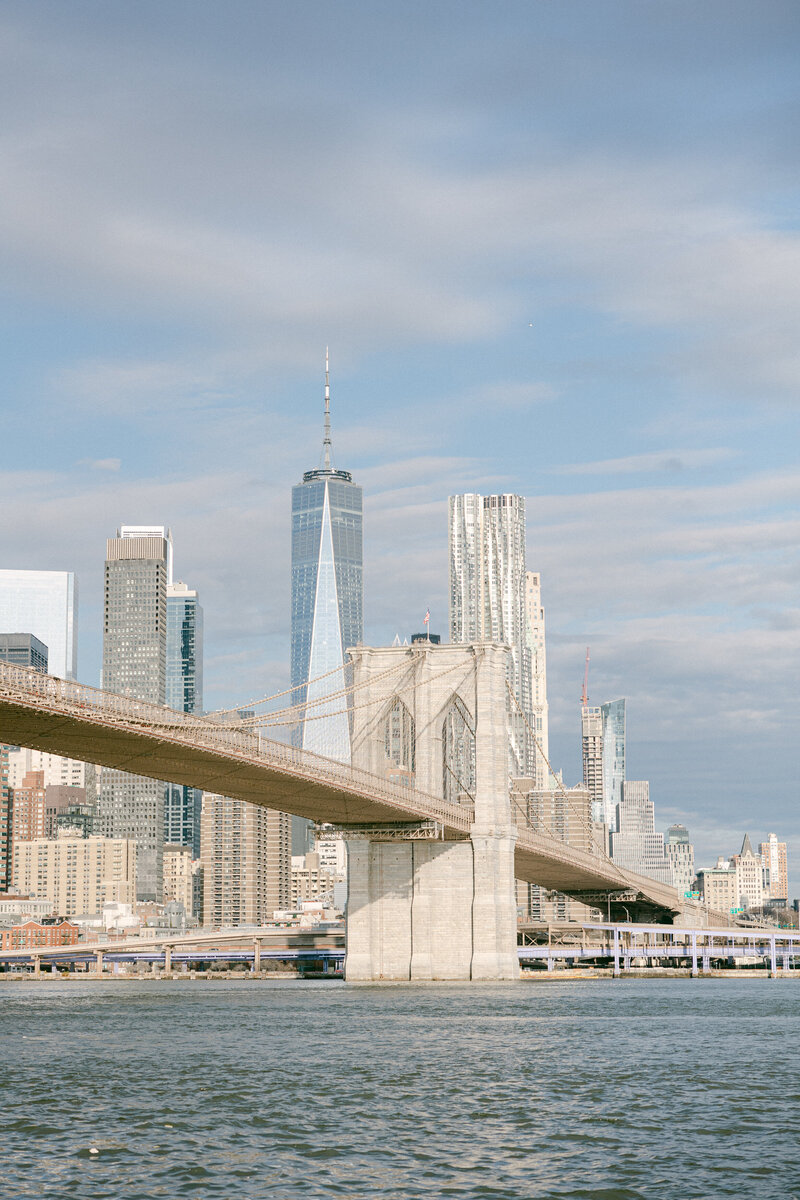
xmin=290 ymin=354 xmax=363 ymax=764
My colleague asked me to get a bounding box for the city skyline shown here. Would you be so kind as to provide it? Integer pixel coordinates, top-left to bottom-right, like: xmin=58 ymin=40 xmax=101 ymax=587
xmin=1 ymin=3 xmax=799 ymax=889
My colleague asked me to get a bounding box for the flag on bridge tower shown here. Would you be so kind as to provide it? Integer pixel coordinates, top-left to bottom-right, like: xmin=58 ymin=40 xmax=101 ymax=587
xmin=423 ymin=609 xmax=430 ymax=641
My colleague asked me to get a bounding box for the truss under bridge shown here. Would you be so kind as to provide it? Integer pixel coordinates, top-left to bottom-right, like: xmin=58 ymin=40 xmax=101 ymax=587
xmin=0 ymin=662 xmax=686 ymax=915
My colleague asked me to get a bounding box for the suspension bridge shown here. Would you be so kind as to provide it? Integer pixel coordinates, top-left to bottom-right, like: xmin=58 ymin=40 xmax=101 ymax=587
xmin=0 ymin=645 xmax=716 ymax=978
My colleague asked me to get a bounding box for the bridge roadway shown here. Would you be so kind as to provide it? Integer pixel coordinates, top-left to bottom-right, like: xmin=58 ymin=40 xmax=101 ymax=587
xmin=0 ymin=663 xmax=690 ymax=916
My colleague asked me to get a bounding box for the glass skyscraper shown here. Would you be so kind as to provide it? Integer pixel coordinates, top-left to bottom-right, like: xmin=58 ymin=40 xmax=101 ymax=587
xmin=600 ymin=698 xmax=626 ymax=832
xmin=165 ymin=581 xmax=204 ymax=857
xmin=0 ymin=570 xmax=77 ymax=679
xmin=290 ymin=359 xmax=363 ymax=764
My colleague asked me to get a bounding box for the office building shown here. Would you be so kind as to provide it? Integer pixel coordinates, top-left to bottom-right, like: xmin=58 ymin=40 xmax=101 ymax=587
xmin=609 ymin=781 xmax=671 ymax=883
xmin=12 ymin=834 xmax=137 ymax=917
xmin=0 ymin=633 xmax=48 ymax=672
xmin=664 ymin=824 xmax=695 ymax=896
xmin=449 ymin=493 xmax=533 ymax=776
xmin=6 ymin=748 xmax=90 ymax=792
xmin=53 ymin=798 xmax=95 ymax=839
xmin=200 ymin=792 xmax=290 ymax=927
xmin=291 ymin=357 xmax=363 ymax=764
xmin=0 ymin=570 xmax=77 ymax=679
xmin=525 ymin=572 xmax=549 ymax=789
xmin=165 ymin=581 xmax=204 ymax=856
xmin=759 ymin=833 xmax=788 ymax=904
xmin=97 ymin=528 xmax=169 ymax=902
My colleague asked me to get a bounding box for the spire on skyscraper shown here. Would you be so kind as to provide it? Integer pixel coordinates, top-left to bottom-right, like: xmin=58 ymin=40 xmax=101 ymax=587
xmin=322 ymin=347 xmax=333 ymax=471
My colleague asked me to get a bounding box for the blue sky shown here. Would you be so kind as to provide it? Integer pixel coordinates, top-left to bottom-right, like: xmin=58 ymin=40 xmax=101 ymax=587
xmin=2 ymin=1 xmax=799 ymax=889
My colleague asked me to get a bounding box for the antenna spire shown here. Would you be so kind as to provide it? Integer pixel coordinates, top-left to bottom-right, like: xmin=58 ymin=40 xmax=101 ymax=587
xmin=323 ymin=347 xmax=332 ymax=469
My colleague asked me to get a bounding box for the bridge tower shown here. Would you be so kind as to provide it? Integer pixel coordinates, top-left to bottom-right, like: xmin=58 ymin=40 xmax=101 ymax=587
xmin=341 ymin=641 xmax=518 ymax=981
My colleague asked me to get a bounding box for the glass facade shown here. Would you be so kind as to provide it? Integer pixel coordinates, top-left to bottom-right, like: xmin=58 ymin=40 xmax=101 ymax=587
xmin=165 ymin=584 xmax=204 ymax=857
xmin=0 ymin=633 xmax=48 ymax=672
xmin=600 ymin=699 xmax=626 ymax=833
xmin=0 ymin=570 xmax=77 ymax=679
xmin=291 ymin=468 xmax=363 ymax=762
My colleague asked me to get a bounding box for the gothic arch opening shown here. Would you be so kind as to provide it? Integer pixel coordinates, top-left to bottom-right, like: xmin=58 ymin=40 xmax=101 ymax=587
xmin=442 ymin=694 xmax=476 ymax=806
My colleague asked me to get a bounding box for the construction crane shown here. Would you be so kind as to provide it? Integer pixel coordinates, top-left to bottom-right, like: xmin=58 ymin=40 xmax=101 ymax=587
xmin=581 ymin=647 xmax=590 ymax=707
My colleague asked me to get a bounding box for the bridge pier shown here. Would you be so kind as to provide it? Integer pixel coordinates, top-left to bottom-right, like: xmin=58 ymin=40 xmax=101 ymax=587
xmin=344 ymin=826 xmax=518 ymax=981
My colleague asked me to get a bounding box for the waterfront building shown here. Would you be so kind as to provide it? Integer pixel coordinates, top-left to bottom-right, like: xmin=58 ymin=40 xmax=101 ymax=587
xmin=12 ymin=834 xmax=137 ymax=917
xmin=0 ymin=570 xmax=77 ymax=679
xmin=0 ymin=918 xmax=80 ymax=951
xmin=731 ymin=834 xmax=764 ymax=911
xmin=97 ymin=528 xmax=169 ymax=902
xmin=163 ymin=843 xmax=194 ymax=912
xmin=664 ymin=824 xmax=695 ymax=896
xmin=200 ymin=793 xmax=290 ymax=927
xmin=610 ymin=781 xmax=671 ymax=883
xmin=165 ymin=581 xmax=204 ymax=856
xmin=697 ymin=858 xmax=738 ymax=914
xmin=290 ymin=357 xmax=363 ymax=763
xmin=525 ymin=572 xmax=549 ymax=789
xmin=0 ymin=632 xmax=48 ymax=672
xmin=449 ymin=493 xmax=533 ymax=776
xmin=759 ymin=833 xmax=788 ymax=904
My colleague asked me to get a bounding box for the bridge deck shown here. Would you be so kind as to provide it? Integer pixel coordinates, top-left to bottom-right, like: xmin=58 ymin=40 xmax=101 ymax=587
xmin=0 ymin=664 xmax=684 ymax=910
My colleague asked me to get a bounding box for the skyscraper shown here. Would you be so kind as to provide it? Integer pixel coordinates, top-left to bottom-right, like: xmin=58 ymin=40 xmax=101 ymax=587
xmin=759 ymin=833 xmax=788 ymax=904
xmin=0 ymin=570 xmax=77 ymax=678
xmin=664 ymin=823 xmax=695 ymax=895
xmin=525 ymin=572 xmax=549 ymax=789
xmin=165 ymin=581 xmax=204 ymax=856
xmin=609 ymin=780 xmax=671 ymax=883
xmin=0 ymin=633 xmax=48 ymax=672
xmin=290 ymin=356 xmax=363 ymax=762
xmin=97 ymin=528 xmax=169 ymax=902
xmin=449 ymin=493 xmax=532 ymax=776
xmin=600 ymin=698 xmax=625 ymax=832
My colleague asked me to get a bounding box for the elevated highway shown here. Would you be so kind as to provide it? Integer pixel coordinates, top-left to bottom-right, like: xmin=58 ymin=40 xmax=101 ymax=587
xmin=0 ymin=662 xmax=692 ymax=919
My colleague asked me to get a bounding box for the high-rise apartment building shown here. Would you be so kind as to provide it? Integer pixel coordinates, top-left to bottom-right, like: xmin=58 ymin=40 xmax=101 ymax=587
xmin=0 ymin=570 xmax=77 ymax=678
xmin=291 ymin=359 xmax=363 ymax=764
xmin=97 ymin=528 xmax=169 ymax=902
xmin=12 ymin=834 xmax=137 ymax=916
xmin=200 ymin=792 xmax=290 ymax=927
xmin=163 ymin=843 xmax=194 ymax=912
xmin=165 ymin=581 xmax=204 ymax=856
xmin=449 ymin=493 xmax=533 ymax=776
xmin=6 ymin=749 xmax=89 ymax=791
xmin=581 ymin=706 xmax=604 ymax=825
xmin=759 ymin=833 xmax=788 ymax=904
xmin=511 ymin=780 xmax=598 ymax=922
xmin=600 ymin=700 xmax=625 ymax=831
xmin=525 ymin=572 xmax=549 ymax=788
xmin=0 ymin=633 xmax=48 ymax=672
xmin=609 ymin=781 xmax=671 ymax=883
xmin=664 ymin=823 xmax=695 ymax=896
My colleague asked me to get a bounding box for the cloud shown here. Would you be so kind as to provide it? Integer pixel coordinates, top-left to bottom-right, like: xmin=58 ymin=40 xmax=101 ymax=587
xmin=80 ymin=457 xmax=121 ymax=472
xmin=556 ymin=448 xmax=738 ymax=476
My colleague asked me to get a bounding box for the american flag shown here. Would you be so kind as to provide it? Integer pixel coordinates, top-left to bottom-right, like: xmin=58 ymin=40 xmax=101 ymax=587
xmin=423 ymin=609 xmax=430 ymax=625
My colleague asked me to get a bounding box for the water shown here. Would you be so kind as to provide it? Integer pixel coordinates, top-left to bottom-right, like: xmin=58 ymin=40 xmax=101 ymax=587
xmin=0 ymin=977 xmax=798 ymax=1199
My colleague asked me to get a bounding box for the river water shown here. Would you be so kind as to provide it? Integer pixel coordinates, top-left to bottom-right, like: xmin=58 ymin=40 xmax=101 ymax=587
xmin=0 ymin=977 xmax=797 ymax=1199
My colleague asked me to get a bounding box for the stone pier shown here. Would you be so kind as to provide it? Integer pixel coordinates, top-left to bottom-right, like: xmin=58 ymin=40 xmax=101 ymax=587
xmin=343 ymin=642 xmax=518 ymax=981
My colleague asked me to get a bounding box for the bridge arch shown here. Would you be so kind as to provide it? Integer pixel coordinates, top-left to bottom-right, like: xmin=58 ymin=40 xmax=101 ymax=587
xmin=441 ymin=693 xmax=476 ymax=806
xmin=383 ymin=695 xmax=415 ymax=783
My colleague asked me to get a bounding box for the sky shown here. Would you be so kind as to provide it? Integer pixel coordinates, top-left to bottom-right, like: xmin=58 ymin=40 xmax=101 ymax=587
xmin=1 ymin=1 xmax=799 ymax=891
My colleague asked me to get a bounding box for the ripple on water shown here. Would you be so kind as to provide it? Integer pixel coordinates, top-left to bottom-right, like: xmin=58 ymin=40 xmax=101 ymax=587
xmin=0 ymin=978 xmax=798 ymax=1199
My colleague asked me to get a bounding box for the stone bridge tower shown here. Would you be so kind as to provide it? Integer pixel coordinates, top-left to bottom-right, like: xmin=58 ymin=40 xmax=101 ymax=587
xmin=342 ymin=641 xmax=518 ymax=981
